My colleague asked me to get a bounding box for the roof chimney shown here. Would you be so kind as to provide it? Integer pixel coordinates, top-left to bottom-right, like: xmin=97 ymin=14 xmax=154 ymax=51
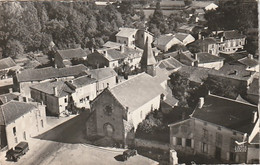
xmin=53 ymin=87 xmax=58 ymax=96
xmin=103 ymin=50 xmax=108 ymax=57
xmin=198 ymin=97 xmax=204 ymax=108
xmin=9 ymin=88 xmax=13 ymax=93
xmin=194 ymin=53 xmax=198 ymax=60
xmin=248 ymin=54 xmax=253 ymax=59
xmin=220 ymin=36 xmax=224 ymax=42
xmin=252 ymin=111 xmax=257 ymax=123
xmin=234 ymin=70 xmax=238 ymax=75
xmin=120 ymin=45 xmax=125 ymax=53
xmin=198 ymin=32 xmax=202 ymax=40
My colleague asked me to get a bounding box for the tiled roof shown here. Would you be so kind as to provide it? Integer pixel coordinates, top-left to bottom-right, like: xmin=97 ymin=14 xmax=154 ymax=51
xmin=16 ymin=64 xmax=87 ymax=82
xmin=103 ymin=41 xmax=123 ymax=48
xmin=154 ymin=35 xmax=179 ymax=46
xmin=247 ymin=78 xmax=258 ymax=96
xmin=57 ymin=48 xmax=88 ymax=60
xmin=221 ymin=30 xmax=246 ymax=40
xmin=70 ymin=75 xmax=96 ymax=88
xmin=191 ymin=1 xmax=215 ymax=8
xmin=178 ymin=24 xmax=195 ymax=31
xmin=0 ymin=57 xmax=16 ymax=70
xmin=160 ymin=1 xmax=185 ymax=7
xmin=97 ymin=47 xmax=142 ymax=61
xmin=192 ymin=94 xmax=258 ymax=134
xmin=0 ymin=93 xmax=20 ymax=105
xmin=30 ymin=81 xmax=73 ymax=97
xmin=174 ymin=33 xmax=190 ymax=42
xmin=110 ymin=73 xmax=164 ymax=112
xmin=196 ymin=52 xmax=224 ymax=63
xmin=115 ymin=28 xmax=138 ymax=38
xmin=157 ymin=57 xmax=184 ymax=70
xmin=219 ymin=51 xmax=248 ymax=63
xmin=209 ymin=64 xmax=256 ymax=81
xmin=164 ymin=51 xmax=179 ymax=58
xmin=238 ymin=57 xmax=258 ymax=68
xmin=0 ymin=101 xmax=36 ymax=125
xmin=178 ymin=66 xmax=211 ymax=84
xmin=86 ymin=67 xmax=117 ymax=81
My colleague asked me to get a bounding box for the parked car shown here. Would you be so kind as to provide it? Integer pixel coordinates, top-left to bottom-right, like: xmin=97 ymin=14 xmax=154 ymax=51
xmin=6 ymin=142 xmax=29 ymax=162
xmin=123 ymin=149 xmax=137 ymax=160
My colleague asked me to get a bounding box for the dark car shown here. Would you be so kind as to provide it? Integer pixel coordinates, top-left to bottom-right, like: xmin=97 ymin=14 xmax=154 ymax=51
xmin=6 ymin=142 xmax=29 ymax=162
xmin=123 ymin=149 xmax=137 ymax=160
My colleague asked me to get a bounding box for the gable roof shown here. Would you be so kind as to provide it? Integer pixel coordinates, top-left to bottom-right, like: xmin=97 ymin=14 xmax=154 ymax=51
xmin=103 ymin=41 xmax=124 ymax=49
xmin=157 ymin=57 xmax=184 ymax=71
xmin=110 ymin=73 xmax=164 ymax=112
xmin=247 ymin=78 xmax=259 ymax=96
xmin=178 ymin=66 xmax=211 ymax=84
xmin=220 ymin=30 xmax=246 ymax=40
xmin=0 ymin=57 xmax=16 ymax=70
xmin=116 ymin=28 xmax=138 ymax=38
xmin=174 ymin=33 xmax=191 ymax=42
xmin=57 ymin=48 xmax=88 ymax=60
xmin=140 ymin=38 xmax=157 ymax=66
xmin=86 ymin=67 xmax=117 ymax=81
xmin=97 ymin=46 xmax=142 ymax=62
xmin=69 ymin=75 xmax=97 ymax=88
xmin=16 ymin=64 xmax=87 ymax=82
xmin=30 ymin=81 xmax=74 ymax=97
xmin=192 ymin=94 xmax=258 ymax=134
xmin=238 ymin=57 xmax=258 ymax=68
xmin=209 ymin=64 xmax=256 ymax=81
xmin=0 ymin=93 xmax=20 ymax=105
xmin=0 ymin=101 xmax=36 ymax=125
xmin=154 ymin=35 xmax=180 ymax=46
xmin=196 ymin=52 xmax=224 ymax=63
xmin=191 ymin=1 xmax=216 ymax=8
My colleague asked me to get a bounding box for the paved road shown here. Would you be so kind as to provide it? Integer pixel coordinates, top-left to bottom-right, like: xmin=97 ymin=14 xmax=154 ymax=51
xmin=0 ymin=112 xmax=158 ymax=165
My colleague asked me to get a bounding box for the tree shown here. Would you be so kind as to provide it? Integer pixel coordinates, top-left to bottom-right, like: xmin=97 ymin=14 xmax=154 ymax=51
xmin=5 ymin=39 xmax=24 ymax=58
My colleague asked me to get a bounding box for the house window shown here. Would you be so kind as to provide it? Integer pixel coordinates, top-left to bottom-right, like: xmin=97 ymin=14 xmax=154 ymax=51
xmin=124 ymin=41 xmax=126 ymax=44
xmin=86 ymin=96 xmax=90 ymax=101
xmin=203 ymin=129 xmax=208 ymax=140
xmin=230 ymin=152 xmax=236 ymax=161
xmin=186 ymin=139 xmax=192 ymax=147
xmin=64 ymin=98 xmax=67 ymax=103
xmin=216 ymin=133 xmax=222 ymax=146
xmin=41 ymin=120 xmax=44 ymax=128
xmin=23 ymin=131 xmax=26 ymax=140
xmin=15 ymin=137 xmax=18 ymax=143
xmin=141 ymin=34 xmax=144 ymax=38
xmin=132 ymin=35 xmax=135 ymax=38
xmin=202 ymin=142 xmax=208 ymax=153
xmin=13 ymin=127 xmax=16 ymax=136
xmin=177 ymin=138 xmax=182 ymax=145
xmin=80 ymin=98 xmax=84 ymax=103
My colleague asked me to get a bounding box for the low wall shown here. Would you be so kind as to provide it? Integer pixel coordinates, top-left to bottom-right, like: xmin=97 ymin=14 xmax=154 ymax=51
xmin=135 ymin=138 xmax=170 ymax=151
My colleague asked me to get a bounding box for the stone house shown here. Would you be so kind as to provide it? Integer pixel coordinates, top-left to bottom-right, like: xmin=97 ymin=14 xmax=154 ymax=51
xmin=169 ymin=94 xmax=259 ymax=164
xmin=154 ymin=35 xmax=182 ymax=52
xmin=86 ymin=73 xmax=164 ymax=147
xmin=54 ymin=48 xmax=89 ymax=68
xmin=66 ymin=75 xmax=97 ymax=109
xmin=208 ymin=64 xmax=257 ymax=87
xmin=214 ymin=30 xmax=246 ymax=54
xmin=115 ymin=27 xmax=153 ymax=49
xmin=174 ymin=33 xmax=195 ymax=46
xmin=30 ymin=81 xmax=74 ymax=116
xmin=87 ymin=46 xmax=143 ymax=69
xmin=86 ymin=67 xmax=117 ymax=94
xmin=0 ymin=57 xmax=18 ymax=80
xmin=189 ymin=37 xmax=219 ymax=56
xmin=13 ymin=64 xmax=87 ymax=99
xmin=0 ymin=101 xmax=46 ymax=149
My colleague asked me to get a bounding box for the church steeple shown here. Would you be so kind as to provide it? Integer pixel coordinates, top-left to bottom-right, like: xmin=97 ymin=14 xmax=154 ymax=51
xmin=140 ymin=37 xmax=157 ymax=76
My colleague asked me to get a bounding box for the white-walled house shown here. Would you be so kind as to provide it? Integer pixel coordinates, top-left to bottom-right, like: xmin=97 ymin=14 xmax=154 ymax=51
xmin=169 ymin=94 xmax=259 ymax=164
xmin=0 ymin=101 xmax=46 ymax=149
xmin=66 ymin=75 xmax=97 ymax=109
